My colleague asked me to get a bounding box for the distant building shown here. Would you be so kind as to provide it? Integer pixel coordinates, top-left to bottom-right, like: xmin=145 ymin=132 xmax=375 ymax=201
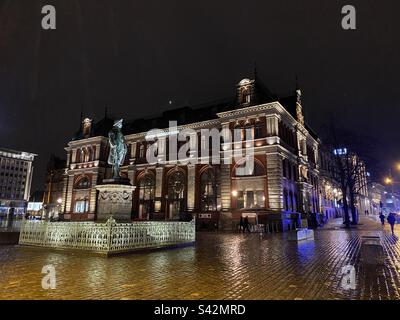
xmin=369 ymin=182 xmax=386 ymax=215
xmin=27 ymin=190 xmax=44 ymax=217
xmin=55 ymin=75 xmax=343 ymax=230
xmin=43 ymin=155 xmax=66 ymax=220
xmin=0 ymin=148 xmax=37 ymax=217
xmin=354 ymin=156 xmax=371 ymax=216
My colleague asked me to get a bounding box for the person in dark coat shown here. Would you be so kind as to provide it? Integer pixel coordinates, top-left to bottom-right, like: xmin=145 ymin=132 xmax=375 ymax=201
xmin=379 ymin=212 xmax=385 ymax=226
xmin=387 ymin=213 xmax=396 ymax=235
xmin=239 ymin=216 xmax=244 ymax=232
xmin=243 ymin=216 xmax=251 ymax=233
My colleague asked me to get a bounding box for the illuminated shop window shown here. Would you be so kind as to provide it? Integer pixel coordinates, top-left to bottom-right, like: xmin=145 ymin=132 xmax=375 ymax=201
xmin=200 ymin=168 xmax=221 ymax=212
xmin=75 ymin=199 xmax=89 ymax=213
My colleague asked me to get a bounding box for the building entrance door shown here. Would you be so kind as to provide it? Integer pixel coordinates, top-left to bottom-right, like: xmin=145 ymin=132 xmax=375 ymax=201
xmin=169 ymin=200 xmax=182 ymax=220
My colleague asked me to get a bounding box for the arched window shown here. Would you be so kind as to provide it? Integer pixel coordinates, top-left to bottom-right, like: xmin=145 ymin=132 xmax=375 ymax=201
xmin=200 ymin=168 xmax=220 ymax=212
xmin=241 ymin=87 xmax=251 ymax=104
xmin=235 ymin=160 xmax=265 ymax=177
xmin=139 ymin=174 xmax=155 ymax=201
xmin=75 ymin=176 xmax=90 ymax=189
xmin=168 ymin=171 xmax=185 ymax=200
xmin=138 ymin=173 xmax=155 ymax=219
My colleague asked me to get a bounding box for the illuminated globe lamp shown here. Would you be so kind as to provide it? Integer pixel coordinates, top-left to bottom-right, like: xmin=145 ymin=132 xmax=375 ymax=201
xmin=385 ymin=177 xmax=393 ymax=185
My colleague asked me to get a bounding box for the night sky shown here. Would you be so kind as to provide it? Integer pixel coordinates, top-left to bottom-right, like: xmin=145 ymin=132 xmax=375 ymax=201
xmin=1 ymin=0 xmax=399 ymax=192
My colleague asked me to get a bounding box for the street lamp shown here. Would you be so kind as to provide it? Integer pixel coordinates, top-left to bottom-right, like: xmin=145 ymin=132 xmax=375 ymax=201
xmin=385 ymin=177 xmax=393 ymax=185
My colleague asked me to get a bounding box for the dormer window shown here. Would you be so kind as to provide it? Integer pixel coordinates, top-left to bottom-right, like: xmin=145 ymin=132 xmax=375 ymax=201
xmin=241 ymin=87 xmax=251 ymax=104
xmin=237 ymin=78 xmax=254 ymax=105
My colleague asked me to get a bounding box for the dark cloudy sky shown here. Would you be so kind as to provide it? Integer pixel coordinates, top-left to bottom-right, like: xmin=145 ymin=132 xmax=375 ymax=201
xmin=0 ymin=0 xmax=399 ymax=192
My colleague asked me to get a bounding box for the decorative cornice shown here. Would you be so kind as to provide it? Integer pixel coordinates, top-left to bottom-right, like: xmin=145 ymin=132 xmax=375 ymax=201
xmin=125 ymin=118 xmax=222 ymax=140
xmin=216 ymin=102 xmax=278 ymax=119
xmin=66 ymin=136 xmax=107 ymax=149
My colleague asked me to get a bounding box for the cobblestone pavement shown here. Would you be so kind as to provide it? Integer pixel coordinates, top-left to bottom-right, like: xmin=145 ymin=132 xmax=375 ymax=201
xmin=1 ymin=216 xmax=400 ymax=300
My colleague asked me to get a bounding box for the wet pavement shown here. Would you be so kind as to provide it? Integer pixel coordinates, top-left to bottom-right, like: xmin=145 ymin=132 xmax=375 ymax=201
xmin=1 ymin=216 xmax=400 ymax=300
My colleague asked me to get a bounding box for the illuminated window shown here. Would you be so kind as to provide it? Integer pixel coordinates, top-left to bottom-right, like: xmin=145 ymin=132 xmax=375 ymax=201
xmin=235 ymin=161 xmax=265 ymax=177
xmin=200 ymin=168 xmax=221 ymax=212
xmin=75 ymin=176 xmax=90 ymax=189
xmin=75 ymin=199 xmax=89 ymax=213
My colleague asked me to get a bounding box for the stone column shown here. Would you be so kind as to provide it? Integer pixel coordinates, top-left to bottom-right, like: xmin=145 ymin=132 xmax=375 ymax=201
xmin=66 ymin=151 xmax=71 ymax=167
xmin=71 ymin=149 xmax=77 ymax=163
xmin=127 ymin=165 xmax=136 ymax=186
xmin=221 ymin=122 xmax=231 ymax=154
xmin=266 ymin=152 xmax=283 ymax=211
xmin=130 ymin=142 xmax=137 ymax=159
xmin=265 ymin=114 xmax=280 ymax=145
xmin=220 ymin=164 xmax=231 ymax=211
xmin=154 ymin=166 xmax=164 ymax=213
xmin=61 ymin=174 xmax=69 ymax=213
xmin=65 ymin=174 xmax=75 ymax=213
xmin=157 ymin=137 xmax=166 ymax=164
xmin=187 ymin=164 xmax=196 ymax=212
xmin=266 ymin=114 xmax=279 ymax=136
xmin=95 ymin=144 xmax=101 ymax=160
xmin=89 ymin=172 xmax=98 ymax=215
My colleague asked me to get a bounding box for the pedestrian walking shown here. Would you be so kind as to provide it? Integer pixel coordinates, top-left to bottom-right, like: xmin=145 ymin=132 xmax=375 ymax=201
xmin=239 ymin=216 xmax=244 ymax=232
xmin=379 ymin=212 xmax=385 ymax=226
xmin=387 ymin=212 xmax=396 ymax=235
xmin=243 ymin=216 xmax=251 ymax=233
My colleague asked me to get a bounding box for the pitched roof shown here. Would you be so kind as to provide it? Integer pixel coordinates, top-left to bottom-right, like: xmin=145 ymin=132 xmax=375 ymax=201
xmin=71 ymin=76 xmax=320 ymax=140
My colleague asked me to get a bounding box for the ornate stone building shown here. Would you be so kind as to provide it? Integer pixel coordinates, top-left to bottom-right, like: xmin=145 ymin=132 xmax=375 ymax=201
xmin=58 ymin=76 xmax=341 ymax=230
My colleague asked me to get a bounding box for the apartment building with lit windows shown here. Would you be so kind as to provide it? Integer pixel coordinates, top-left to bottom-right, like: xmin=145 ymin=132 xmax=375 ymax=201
xmin=0 ymin=148 xmax=36 ymax=216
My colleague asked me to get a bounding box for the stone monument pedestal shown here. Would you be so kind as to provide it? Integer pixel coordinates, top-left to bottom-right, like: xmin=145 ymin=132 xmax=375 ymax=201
xmin=287 ymin=228 xmax=314 ymax=241
xmin=96 ymin=178 xmax=136 ymax=222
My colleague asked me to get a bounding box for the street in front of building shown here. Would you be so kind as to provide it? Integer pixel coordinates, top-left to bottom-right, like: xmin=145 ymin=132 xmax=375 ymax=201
xmin=1 ymin=216 xmax=399 ymax=300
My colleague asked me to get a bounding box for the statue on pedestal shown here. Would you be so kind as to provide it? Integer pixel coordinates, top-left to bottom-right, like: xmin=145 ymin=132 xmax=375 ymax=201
xmin=108 ymin=119 xmax=127 ymax=179
xmin=97 ymin=119 xmax=134 ymax=221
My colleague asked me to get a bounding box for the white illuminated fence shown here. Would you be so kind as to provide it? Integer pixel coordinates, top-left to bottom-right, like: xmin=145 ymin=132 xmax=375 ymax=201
xmin=19 ymin=218 xmax=196 ymax=255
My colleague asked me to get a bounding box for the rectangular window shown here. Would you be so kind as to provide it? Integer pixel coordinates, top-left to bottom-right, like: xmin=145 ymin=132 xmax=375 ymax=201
xmin=237 ymin=191 xmax=244 ymax=209
xmin=75 ymin=200 xmax=89 ymax=213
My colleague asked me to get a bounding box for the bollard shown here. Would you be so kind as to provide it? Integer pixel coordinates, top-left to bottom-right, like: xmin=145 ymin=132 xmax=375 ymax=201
xmin=360 ymin=236 xmax=384 ymax=266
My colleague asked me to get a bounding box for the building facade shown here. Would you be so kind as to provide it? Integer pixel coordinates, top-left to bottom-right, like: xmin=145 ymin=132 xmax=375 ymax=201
xmin=58 ymin=77 xmax=342 ymax=230
xmin=369 ymin=182 xmax=386 ymax=215
xmin=0 ymin=148 xmax=37 ymax=217
xmin=42 ymin=155 xmax=66 ymax=219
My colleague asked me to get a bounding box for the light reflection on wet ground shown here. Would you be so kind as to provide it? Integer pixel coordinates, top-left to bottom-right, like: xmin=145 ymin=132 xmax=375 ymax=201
xmin=0 ymin=217 xmax=399 ymax=300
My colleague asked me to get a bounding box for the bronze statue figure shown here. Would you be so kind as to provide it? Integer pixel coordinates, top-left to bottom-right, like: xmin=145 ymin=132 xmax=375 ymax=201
xmin=108 ymin=119 xmax=127 ymax=179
